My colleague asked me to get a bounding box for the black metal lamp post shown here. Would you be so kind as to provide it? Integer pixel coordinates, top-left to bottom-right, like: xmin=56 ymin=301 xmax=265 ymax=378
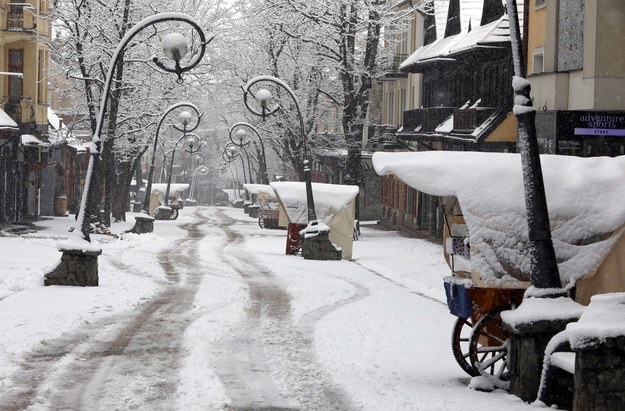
xmin=187 ymin=165 xmax=209 ymax=204
xmin=223 ymin=142 xmax=249 ymax=185
xmin=505 ymin=0 xmax=561 ymax=289
xmin=229 ymin=122 xmax=269 ymax=185
xmin=45 ymin=12 xmax=209 ymax=286
xmin=158 ymin=132 xmax=201 ymax=214
xmin=74 ymin=13 xmax=209 ymax=242
xmin=142 ymin=103 xmax=202 ymax=217
xmin=242 ymin=76 xmax=317 ymax=222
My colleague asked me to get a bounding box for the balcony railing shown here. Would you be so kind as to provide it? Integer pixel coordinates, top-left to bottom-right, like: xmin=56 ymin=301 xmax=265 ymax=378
xmin=381 ymin=53 xmax=408 ymax=78
xmin=6 ymin=7 xmax=35 ymax=31
xmin=2 ymin=97 xmax=22 ymax=124
xmin=402 ymin=108 xmax=455 ymax=132
xmin=453 ymin=108 xmax=497 ymax=133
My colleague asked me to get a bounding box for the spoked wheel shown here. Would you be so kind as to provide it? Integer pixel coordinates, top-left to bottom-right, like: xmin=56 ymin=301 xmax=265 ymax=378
xmin=170 ymin=209 xmax=179 ymax=220
xmin=258 ymin=217 xmax=265 ymax=229
xmin=469 ymin=310 xmax=510 ymax=381
xmin=451 ymin=316 xmax=480 ymax=377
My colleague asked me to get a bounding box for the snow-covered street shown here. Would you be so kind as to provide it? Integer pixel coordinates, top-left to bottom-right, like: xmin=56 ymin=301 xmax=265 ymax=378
xmin=0 ymin=207 xmax=536 ymax=410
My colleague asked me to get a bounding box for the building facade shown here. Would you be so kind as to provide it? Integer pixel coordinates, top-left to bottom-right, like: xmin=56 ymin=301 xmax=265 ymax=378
xmin=527 ymin=0 xmax=625 ymax=157
xmin=375 ymin=0 xmax=520 ymax=238
xmin=0 ymin=0 xmax=51 ymax=223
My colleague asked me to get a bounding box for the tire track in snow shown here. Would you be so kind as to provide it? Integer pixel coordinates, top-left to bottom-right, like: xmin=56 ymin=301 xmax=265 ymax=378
xmin=210 ymin=208 xmax=356 ymax=411
xmin=0 ymin=210 xmax=220 ymax=410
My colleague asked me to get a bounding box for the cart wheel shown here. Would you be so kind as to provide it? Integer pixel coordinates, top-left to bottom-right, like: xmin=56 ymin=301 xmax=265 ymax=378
xmin=258 ymin=218 xmax=265 ymax=229
xmin=469 ymin=310 xmax=510 ymax=381
xmin=451 ymin=317 xmax=480 ymax=377
xmin=170 ymin=209 xmax=179 ymax=220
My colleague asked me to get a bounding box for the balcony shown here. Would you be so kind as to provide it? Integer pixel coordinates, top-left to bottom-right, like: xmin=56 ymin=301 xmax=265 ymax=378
xmin=2 ymin=97 xmax=22 ymax=124
xmin=380 ymin=54 xmax=408 ymax=80
xmin=402 ymin=108 xmax=455 ymax=132
xmin=6 ymin=7 xmax=35 ymax=32
xmin=453 ymin=108 xmax=497 ymax=134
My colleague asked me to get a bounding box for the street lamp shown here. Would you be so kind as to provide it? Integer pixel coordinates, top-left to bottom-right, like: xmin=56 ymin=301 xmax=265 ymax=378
xmin=243 ymin=76 xmax=317 ymax=222
xmin=75 ymin=13 xmax=209 ymax=242
xmin=229 ymin=122 xmax=269 ymax=184
xmin=223 ymin=142 xmax=249 ymax=185
xmin=45 ymin=13 xmax=209 ymax=287
xmin=187 ymin=165 xmax=209 ymax=205
xmin=154 ymin=132 xmax=201 ymax=220
xmin=222 ymin=145 xmax=245 ymax=203
xmin=133 ymin=103 xmax=202 ymax=231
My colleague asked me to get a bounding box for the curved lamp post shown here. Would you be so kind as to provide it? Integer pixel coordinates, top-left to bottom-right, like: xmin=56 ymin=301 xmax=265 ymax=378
xmin=243 ymin=76 xmax=316 ymax=222
xmin=223 ymin=142 xmax=249 ymax=185
xmin=154 ymin=133 xmax=201 ymax=219
xmin=229 ymin=122 xmax=269 ymax=184
xmin=187 ymin=165 xmax=209 ymax=204
xmin=141 ymin=103 xmax=202 ymax=218
xmin=45 ymin=13 xmax=209 ymax=287
xmin=74 ymin=13 xmax=209 ymax=242
xmin=222 ymin=146 xmax=245 ymax=203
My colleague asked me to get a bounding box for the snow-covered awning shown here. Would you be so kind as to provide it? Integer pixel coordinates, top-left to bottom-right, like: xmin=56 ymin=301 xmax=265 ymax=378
xmin=47 ymin=107 xmax=63 ymax=130
xmin=21 ymin=134 xmax=45 ymax=146
xmin=270 ymin=182 xmax=359 ymax=225
xmin=0 ymin=108 xmax=18 ymax=130
xmin=373 ymin=151 xmax=625 ymax=286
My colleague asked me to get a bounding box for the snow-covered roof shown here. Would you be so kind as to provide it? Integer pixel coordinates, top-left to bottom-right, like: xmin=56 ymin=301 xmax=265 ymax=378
xmin=243 ymin=184 xmax=277 ymax=200
xmin=400 ymin=16 xmax=510 ymax=72
xmin=0 ymin=108 xmax=18 ymax=130
xmin=373 ymin=151 xmax=625 ymax=285
xmin=270 ymin=182 xmax=359 ymax=225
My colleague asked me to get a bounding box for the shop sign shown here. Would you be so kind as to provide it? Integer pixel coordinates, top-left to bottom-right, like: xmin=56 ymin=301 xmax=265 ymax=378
xmin=574 ymin=113 xmax=625 ymax=136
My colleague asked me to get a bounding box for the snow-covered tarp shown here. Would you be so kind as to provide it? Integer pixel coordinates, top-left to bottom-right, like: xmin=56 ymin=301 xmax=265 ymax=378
xmin=243 ymin=184 xmax=277 ymax=200
xmin=221 ymin=188 xmax=244 ymax=203
xmin=270 ymin=182 xmax=359 ymax=225
xmin=150 ymin=183 xmax=189 ymax=196
xmin=373 ymin=151 xmax=625 ymax=290
xmin=270 ymin=182 xmax=359 ymax=259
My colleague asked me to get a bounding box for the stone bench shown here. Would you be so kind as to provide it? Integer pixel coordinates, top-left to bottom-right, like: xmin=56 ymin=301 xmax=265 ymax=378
xmin=537 ymin=292 xmax=625 ymax=411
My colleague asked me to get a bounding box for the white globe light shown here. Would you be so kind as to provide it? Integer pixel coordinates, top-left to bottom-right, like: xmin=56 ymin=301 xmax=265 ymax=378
xmin=255 ymin=89 xmax=273 ymax=108
xmin=162 ymin=33 xmax=188 ymax=62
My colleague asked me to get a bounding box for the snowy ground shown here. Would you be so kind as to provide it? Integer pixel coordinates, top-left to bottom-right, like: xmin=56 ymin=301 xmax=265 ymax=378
xmin=0 ymin=206 xmax=537 ymax=410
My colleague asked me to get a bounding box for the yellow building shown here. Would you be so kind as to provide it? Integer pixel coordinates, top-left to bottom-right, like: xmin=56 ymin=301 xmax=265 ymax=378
xmin=0 ymin=0 xmax=50 ymax=134
xmin=0 ymin=1 xmax=51 ymax=222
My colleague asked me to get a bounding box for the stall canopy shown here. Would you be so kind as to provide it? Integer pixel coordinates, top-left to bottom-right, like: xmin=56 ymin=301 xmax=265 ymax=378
xmin=270 ymin=182 xmax=359 ymax=260
xmin=243 ymin=184 xmax=277 ymax=200
xmin=147 ymin=183 xmax=189 ymax=215
xmin=373 ymin=151 xmax=625 ymax=303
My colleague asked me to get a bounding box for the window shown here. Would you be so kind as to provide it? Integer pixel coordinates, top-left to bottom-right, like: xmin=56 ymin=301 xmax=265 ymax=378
xmin=9 ymin=49 xmax=24 ymax=98
xmin=533 ymin=47 xmax=545 ymax=74
xmin=535 ymin=0 xmax=546 ymax=9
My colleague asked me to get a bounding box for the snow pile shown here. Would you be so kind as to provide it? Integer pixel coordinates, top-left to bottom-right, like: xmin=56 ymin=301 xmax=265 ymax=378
xmin=373 ymin=151 xmax=625 ymax=285
xmin=567 ymin=292 xmax=625 ymax=349
xmin=501 ymin=293 xmax=586 ymax=332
